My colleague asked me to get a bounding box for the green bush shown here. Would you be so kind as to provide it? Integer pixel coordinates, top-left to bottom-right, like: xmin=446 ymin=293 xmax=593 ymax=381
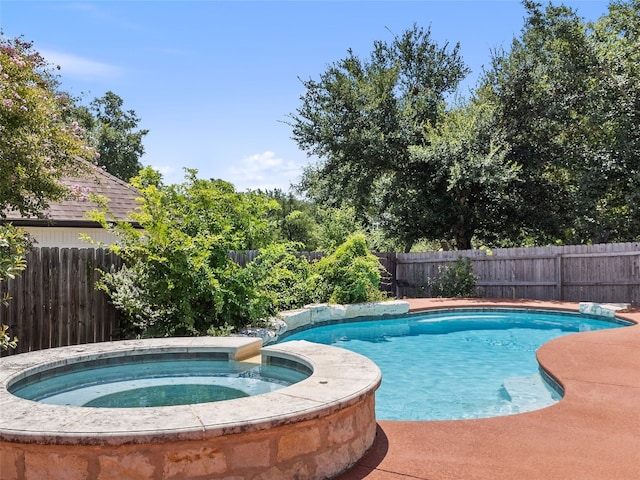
xmin=240 ymin=242 xmax=315 ymax=319
xmin=311 ymin=233 xmax=387 ymax=304
xmin=93 ymin=169 xmax=280 ymax=338
xmin=97 ymin=264 xmax=175 ymax=338
xmin=99 ymin=233 xmax=389 ymax=337
xmin=239 ymin=236 xmax=387 ymax=317
xmin=92 ymin=174 xmax=389 ymax=338
xmin=430 ymin=256 xmax=478 ymax=298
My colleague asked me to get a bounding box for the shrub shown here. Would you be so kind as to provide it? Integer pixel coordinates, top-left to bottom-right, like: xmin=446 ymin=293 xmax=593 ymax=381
xmin=311 ymin=233 xmax=388 ymax=304
xmin=241 ymin=242 xmax=315 ymax=318
xmin=92 ymin=169 xmax=280 ymax=337
xmin=97 ymin=264 xmax=174 ymax=338
xmin=430 ymin=256 xmax=478 ymax=298
xmin=93 ymin=175 xmax=389 ymax=338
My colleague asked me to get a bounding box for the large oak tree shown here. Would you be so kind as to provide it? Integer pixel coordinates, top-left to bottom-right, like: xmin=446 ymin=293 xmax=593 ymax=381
xmin=289 ymin=25 xmax=473 ymax=250
xmin=481 ymin=0 xmax=640 ymax=244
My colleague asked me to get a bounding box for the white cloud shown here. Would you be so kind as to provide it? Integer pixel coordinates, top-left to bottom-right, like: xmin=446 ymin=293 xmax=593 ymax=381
xmin=228 ymin=151 xmax=302 ymax=191
xmin=150 ymin=164 xmax=177 ymax=182
xmin=40 ymin=49 xmax=121 ymax=80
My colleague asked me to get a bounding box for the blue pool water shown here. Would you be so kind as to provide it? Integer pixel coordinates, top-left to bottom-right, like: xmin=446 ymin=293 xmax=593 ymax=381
xmin=10 ymin=356 xmax=310 ymax=408
xmin=282 ymin=309 xmax=627 ymax=420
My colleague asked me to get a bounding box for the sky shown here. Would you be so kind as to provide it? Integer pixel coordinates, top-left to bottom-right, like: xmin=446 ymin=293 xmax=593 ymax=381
xmin=1 ymin=0 xmax=612 ymax=192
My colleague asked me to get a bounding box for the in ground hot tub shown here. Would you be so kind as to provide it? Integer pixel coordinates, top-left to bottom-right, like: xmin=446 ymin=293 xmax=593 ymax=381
xmin=0 ymin=337 xmax=381 ymax=480
xmin=9 ymin=350 xmax=310 ymax=408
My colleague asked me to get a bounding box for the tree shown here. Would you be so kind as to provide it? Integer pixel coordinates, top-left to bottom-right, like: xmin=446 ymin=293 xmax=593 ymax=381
xmin=1 ymin=35 xmax=94 ymax=349
xmin=259 ymin=189 xmax=320 ymax=250
xmin=480 ymin=1 xmax=597 ymax=244
xmin=480 ymin=0 xmax=640 ymax=244
xmin=381 ymin=100 xmax=518 ymax=250
xmin=314 ymin=205 xmax=363 ymax=252
xmin=85 ymin=91 xmax=148 ymax=182
xmin=586 ymin=0 xmax=640 ymax=242
xmin=290 ymin=24 xmax=526 ymax=250
xmin=0 ymin=35 xmax=95 ymax=217
xmin=280 ymin=210 xmax=318 ymax=249
xmin=289 ymin=25 xmax=470 ymax=238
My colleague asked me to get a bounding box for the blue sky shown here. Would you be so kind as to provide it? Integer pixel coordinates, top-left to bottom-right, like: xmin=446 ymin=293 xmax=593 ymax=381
xmin=1 ymin=0 xmax=610 ymax=191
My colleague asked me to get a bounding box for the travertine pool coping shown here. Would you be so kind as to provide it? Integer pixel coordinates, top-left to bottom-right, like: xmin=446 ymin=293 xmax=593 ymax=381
xmin=0 ymin=336 xmax=381 ymax=445
xmin=337 ymin=298 xmax=640 ymax=480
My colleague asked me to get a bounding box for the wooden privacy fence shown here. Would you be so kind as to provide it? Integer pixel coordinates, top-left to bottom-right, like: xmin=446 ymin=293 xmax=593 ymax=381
xmin=395 ymin=242 xmax=640 ymax=304
xmin=1 ymin=243 xmax=638 ymax=355
xmin=0 ymin=248 xmax=122 ymax=355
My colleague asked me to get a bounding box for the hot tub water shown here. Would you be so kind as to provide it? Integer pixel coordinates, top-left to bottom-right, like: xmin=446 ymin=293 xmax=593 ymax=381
xmin=10 ymin=355 xmax=309 ymax=408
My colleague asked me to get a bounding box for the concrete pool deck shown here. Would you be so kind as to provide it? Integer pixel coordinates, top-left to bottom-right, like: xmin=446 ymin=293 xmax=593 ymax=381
xmin=336 ymin=298 xmax=640 ymax=480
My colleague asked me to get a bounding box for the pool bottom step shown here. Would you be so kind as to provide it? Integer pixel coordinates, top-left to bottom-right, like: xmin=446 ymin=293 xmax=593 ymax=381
xmin=500 ymin=374 xmax=561 ymax=413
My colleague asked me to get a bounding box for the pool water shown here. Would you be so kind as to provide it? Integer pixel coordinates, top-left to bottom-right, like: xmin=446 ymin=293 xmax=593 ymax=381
xmin=282 ymin=309 xmax=626 ymax=420
xmin=11 ymin=357 xmax=310 ymax=408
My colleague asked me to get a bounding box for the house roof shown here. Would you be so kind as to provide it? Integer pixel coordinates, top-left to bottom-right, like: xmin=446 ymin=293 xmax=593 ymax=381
xmin=3 ymin=162 xmax=141 ymax=227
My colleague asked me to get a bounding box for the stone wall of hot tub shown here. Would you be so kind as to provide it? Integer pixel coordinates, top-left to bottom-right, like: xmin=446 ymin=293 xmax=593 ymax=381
xmin=0 ymin=396 xmax=376 ymax=480
xmin=0 ymin=338 xmax=381 ymax=480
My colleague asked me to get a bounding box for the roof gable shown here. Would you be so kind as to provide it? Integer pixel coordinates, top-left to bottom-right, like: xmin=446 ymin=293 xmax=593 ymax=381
xmin=3 ymin=161 xmax=141 ymax=227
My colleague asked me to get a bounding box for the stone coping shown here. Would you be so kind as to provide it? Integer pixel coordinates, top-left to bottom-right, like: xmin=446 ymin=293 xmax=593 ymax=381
xmin=0 ymin=337 xmax=381 ymax=446
xmin=245 ymin=300 xmax=411 ymax=344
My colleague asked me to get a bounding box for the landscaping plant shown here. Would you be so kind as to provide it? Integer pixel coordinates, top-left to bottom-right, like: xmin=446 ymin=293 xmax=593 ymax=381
xmin=429 ymin=256 xmax=478 ymax=298
xmin=310 ymin=233 xmax=388 ymax=305
xmin=93 ymin=174 xmax=388 ymax=337
xmin=240 ymin=242 xmax=315 ymax=318
xmin=92 ymin=168 xmax=280 ymax=337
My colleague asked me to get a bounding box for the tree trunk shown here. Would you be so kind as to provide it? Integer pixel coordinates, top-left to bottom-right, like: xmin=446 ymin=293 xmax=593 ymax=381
xmin=455 ymin=234 xmax=472 ymax=251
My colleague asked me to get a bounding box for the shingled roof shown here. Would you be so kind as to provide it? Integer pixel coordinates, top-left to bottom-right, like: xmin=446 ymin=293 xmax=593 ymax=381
xmin=4 ymin=162 xmax=141 ymax=227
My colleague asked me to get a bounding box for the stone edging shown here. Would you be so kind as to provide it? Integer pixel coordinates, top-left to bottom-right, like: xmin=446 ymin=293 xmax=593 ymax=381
xmin=578 ymin=301 xmax=630 ymax=318
xmin=241 ymin=299 xmax=410 ymax=344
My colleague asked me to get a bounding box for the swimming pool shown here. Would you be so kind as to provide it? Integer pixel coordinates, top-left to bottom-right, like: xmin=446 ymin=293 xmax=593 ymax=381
xmin=281 ymin=308 xmax=629 ymax=420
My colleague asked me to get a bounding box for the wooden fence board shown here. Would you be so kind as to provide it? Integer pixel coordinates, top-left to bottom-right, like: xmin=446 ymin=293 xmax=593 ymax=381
xmin=68 ymin=249 xmax=79 ymax=346
xmin=375 ymin=252 xmax=397 ymax=294
xmin=49 ymin=247 xmax=60 ymax=349
xmin=59 ymin=247 xmax=69 ymax=348
xmin=30 ymin=249 xmax=43 ymax=350
xmin=41 ymin=249 xmax=51 ymax=349
xmin=15 ymin=265 xmax=26 ymax=350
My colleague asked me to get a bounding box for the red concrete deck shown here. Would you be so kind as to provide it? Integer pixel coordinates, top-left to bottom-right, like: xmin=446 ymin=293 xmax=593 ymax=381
xmin=336 ymin=298 xmax=640 ymax=480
